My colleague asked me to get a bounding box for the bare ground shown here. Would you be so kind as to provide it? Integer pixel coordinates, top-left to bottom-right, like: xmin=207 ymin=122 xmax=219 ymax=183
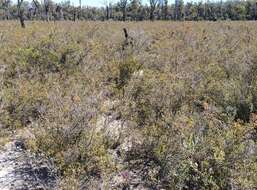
xmin=0 ymin=138 xmax=57 ymax=190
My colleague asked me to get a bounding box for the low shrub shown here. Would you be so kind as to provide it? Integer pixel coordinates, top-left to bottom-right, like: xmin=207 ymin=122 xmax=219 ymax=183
xmin=0 ymin=22 xmax=257 ymax=189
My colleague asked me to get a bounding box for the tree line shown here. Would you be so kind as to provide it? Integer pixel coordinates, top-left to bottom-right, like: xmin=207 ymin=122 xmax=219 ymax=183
xmin=0 ymin=0 xmax=257 ymax=26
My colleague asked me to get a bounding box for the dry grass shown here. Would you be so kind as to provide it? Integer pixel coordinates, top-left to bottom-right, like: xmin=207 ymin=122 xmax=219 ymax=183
xmin=0 ymin=21 xmax=257 ymax=189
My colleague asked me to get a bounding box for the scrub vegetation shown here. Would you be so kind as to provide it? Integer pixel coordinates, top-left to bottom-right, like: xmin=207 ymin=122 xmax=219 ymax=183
xmin=0 ymin=21 xmax=257 ymax=189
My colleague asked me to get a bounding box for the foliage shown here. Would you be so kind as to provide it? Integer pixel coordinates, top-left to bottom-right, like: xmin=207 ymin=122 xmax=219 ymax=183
xmin=1 ymin=0 xmax=257 ymax=21
xmin=0 ymin=21 xmax=257 ymax=189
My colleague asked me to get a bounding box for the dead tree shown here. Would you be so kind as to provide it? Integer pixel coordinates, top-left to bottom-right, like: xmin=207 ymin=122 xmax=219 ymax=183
xmin=17 ymin=0 xmax=25 ymax=28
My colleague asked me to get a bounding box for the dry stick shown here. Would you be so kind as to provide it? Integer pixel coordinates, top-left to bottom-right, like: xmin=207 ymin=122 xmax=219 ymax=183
xmin=122 ymin=28 xmax=134 ymax=50
xmin=123 ymin=28 xmax=128 ymax=39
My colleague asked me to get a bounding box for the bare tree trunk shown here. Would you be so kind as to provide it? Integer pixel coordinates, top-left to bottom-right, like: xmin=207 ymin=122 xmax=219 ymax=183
xmin=44 ymin=0 xmax=49 ymax=21
xmin=255 ymin=2 xmax=257 ymax=20
xmin=73 ymin=9 xmax=76 ymax=22
xmin=56 ymin=5 xmax=63 ymax=21
xmin=32 ymin=0 xmax=39 ymax=19
xmin=150 ymin=9 xmax=154 ymax=20
xmin=5 ymin=9 xmax=10 ymax=20
xmin=17 ymin=0 xmax=25 ymax=28
xmin=106 ymin=5 xmax=109 ymax=20
xmin=79 ymin=0 xmax=81 ymax=20
xmin=119 ymin=0 xmax=127 ymax=21
xmin=122 ymin=8 xmax=126 ymax=21
xmin=4 ymin=0 xmax=10 ymax=20
xmin=163 ymin=0 xmax=168 ymax=20
xmin=110 ymin=4 xmax=113 ymax=19
xmin=149 ymin=0 xmax=158 ymax=21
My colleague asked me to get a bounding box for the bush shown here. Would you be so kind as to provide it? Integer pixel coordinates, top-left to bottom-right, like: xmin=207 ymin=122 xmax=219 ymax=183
xmin=1 ymin=22 xmax=257 ymax=189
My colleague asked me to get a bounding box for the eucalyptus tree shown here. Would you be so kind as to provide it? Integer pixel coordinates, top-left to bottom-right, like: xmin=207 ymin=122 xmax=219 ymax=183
xmin=17 ymin=0 xmax=25 ymax=28
xmin=119 ymin=0 xmax=128 ymax=21
xmin=130 ymin=0 xmax=141 ymax=20
xmin=163 ymin=0 xmax=168 ymax=20
xmin=102 ymin=0 xmax=114 ymax=20
xmin=4 ymin=0 xmax=10 ymax=19
xmin=149 ymin=0 xmax=159 ymax=20
xmin=32 ymin=0 xmax=40 ymax=19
